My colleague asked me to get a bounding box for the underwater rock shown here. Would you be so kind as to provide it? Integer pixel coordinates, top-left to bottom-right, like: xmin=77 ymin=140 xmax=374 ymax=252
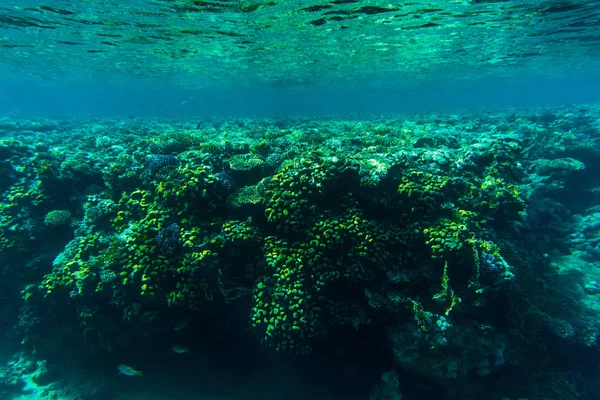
xmin=214 ymin=171 xmax=237 ymax=197
xmin=368 ymin=370 xmax=402 ymax=400
xmin=147 ymin=154 xmax=178 ymax=176
xmin=0 ymin=144 xmax=12 ymax=160
xmin=534 ymin=157 xmax=586 ymax=176
xmin=387 ymin=319 xmax=508 ymax=384
xmin=0 ymin=160 xmax=16 ymax=191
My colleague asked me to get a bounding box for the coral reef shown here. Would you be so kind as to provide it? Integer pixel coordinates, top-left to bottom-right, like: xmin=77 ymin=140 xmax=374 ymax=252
xmin=1 ymin=105 xmax=600 ymax=399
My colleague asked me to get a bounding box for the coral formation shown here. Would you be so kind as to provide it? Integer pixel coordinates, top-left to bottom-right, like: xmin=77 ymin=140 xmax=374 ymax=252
xmin=1 ymin=107 xmax=600 ymax=399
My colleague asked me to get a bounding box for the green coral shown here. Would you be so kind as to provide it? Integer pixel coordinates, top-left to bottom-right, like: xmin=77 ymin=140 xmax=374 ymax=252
xmin=155 ymin=163 xmax=219 ymax=215
xmin=226 ymin=184 xmax=265 ymax=209
xmin=432 ymin=261 xmax=460 ymax=316
xmin=40 ymin=161 xmax=225 ymax=321
xmin=44 ymin=209 xmax=72 ymax=227
xmin=397 ymin=170 xmax=450 ymax=216
xmin=263 ymin=156 xmax=341 ymax=232
xmin=35 ymin=148 xmax=524 ymax=356
xmin=42 ymin=234 xmax=103 ymax=296
xmin=251 ymin=196 xmax=405 ymax=353
xmin=0 ymin=166 xmax=46 ymax=253
xmin=423 ymin=219 xmax=467 ymax=259
xmin=228 ymin=154 xmax=265 ymax=171
xmin=147 ymin=131 xmax=202 ymax=154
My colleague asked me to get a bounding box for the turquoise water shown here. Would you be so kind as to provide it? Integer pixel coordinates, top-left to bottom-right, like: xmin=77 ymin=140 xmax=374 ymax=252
xmin=1 ymin=2 xmax=600 ymax=400
xmin=1 ymin=0 xmax=600 ymax=115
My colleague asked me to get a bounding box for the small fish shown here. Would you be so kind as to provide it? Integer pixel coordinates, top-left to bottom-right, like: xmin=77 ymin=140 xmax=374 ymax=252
xmin=172 ymin=345 xmax=190 ymax=354
xmin=174 ymin=320 xmax=189 ymax=331
xmin=118 ymin=364 xmax=143 ymax=377
xmin=181 ymin=95 xmax=198 ymax=105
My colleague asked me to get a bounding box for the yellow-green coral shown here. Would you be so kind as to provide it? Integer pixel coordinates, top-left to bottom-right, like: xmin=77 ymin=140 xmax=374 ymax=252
xmin=397 ymin=171 xmax=450 ymax=216
xmin=43 ymin=173 xmax=222 ymax=317
xmin=432 ymin=261 xmax=461 ymax=316
xmin=33 ymin=147 xmax=524 ymax=356
xmin=44 ymin=209 xmax=72 ymax=227
xmin=252 ymin=237 xmax=317 ymax=354
xmin=263 ymin=156 xmax=339 ymax=232
xmin=423 ymin=219 xmax=467 ymax=259
xmin=251 ymin=201 xmax=407 ymax=353
xmin=155 ymin=164 xmax=218 ymax=215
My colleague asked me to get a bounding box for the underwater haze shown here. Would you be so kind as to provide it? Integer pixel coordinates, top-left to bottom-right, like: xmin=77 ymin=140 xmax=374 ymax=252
xmin=2 ymin=1 xmax=600 ymax=400
xmin=0 ymin=0 xmax=600 ymax=116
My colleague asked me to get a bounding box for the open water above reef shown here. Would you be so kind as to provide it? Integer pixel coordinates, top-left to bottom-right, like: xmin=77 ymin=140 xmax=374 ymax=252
xmin=1 ymin=0 xmax=600 ymax=116
xmin=1 ymin=1 xmax=600 ymax=400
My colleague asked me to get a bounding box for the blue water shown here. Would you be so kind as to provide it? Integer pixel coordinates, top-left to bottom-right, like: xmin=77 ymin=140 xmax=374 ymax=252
xmin=1 ymin=73 xmax=600 ymax=117
xmin=1 ymin=0 xmax=599 ymax=116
